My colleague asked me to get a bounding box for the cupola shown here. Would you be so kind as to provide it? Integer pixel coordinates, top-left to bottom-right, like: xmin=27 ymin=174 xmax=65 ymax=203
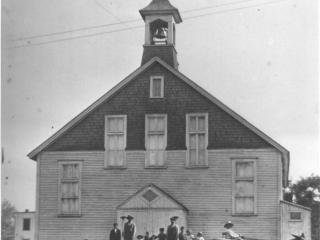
xmin=140 ymin=0 xmax=182 ymax=69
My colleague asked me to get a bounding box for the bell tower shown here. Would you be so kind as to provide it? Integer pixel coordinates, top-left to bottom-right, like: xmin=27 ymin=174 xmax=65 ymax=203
xmin=139 ymin=0 xmax=182 ymax=69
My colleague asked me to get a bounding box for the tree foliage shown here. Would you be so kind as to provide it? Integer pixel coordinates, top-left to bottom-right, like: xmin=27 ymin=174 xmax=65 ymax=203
xmin=291 ymin=174 xmax=320 ymax=207
xmin=1 ymin=199 xmax=17 ymax=240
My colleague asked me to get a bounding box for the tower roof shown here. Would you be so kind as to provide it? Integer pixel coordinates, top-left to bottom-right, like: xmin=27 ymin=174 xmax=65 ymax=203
xmin=139 ymin=0 xmax=182 ymax=23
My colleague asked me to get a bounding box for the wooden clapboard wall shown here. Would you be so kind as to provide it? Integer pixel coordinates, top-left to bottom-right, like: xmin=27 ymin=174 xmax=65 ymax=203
xmin=37 ymin=148 xmax=282 ymax=240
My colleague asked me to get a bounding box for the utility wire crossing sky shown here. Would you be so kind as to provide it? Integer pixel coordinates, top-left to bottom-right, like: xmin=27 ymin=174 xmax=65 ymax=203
xmin=8 ymin=0 xmax=292 ymax=49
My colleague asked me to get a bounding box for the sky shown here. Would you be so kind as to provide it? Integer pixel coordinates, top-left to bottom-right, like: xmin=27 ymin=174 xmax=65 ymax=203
xmin=1 ymin=0 xmax=319 ymax=211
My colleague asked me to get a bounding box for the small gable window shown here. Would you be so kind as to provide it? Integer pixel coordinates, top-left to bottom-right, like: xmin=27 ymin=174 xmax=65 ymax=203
xmin=105 ymin=115 xmax=127 ymax=168
xmin=150 ymin=76 xmax=164 ymax=98
xmin=232 ymin=159 xmax=257 ymax=215
xmin=58 ymin=161 xmax=82 ymax=216
xmin=145 ymin=114 xmax=167 ymax=167
xmin=186 ymin=113 xmax=208 ymax=167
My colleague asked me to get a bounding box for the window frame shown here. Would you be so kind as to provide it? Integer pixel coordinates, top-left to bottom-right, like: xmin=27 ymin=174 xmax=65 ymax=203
xmin=150 ymin=76 xmax=164 ymax=98
xmin=289 ymin=212 xmax=302 ymax=222
xmin=231 ymin=158 xmax=257 ymax=216
xmin=145 ymin=114 xmax=167 ymax=168
xmin=104 ymin=115 xmax=127 ymax=169
xmin=58 ymin=160 xmax=83 ymax=217
xmin=22 ymin=218 xmax=31 ymax=231
xmin=185 ymin=113 xmax=209 ymax=168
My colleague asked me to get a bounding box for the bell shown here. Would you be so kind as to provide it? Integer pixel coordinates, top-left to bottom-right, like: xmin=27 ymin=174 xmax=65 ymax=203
xmin=154 ymin=28 xmax=167 ymax=39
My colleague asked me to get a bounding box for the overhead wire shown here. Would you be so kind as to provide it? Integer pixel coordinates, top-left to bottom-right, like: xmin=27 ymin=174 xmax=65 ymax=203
xmin=9 ymin=19 xmax=141 ymax=42
xmin=184 ymin=0 xmax=290 ymax=20
xmin=8 ymin=0 xmax=274 ymax=42
xmin=183 ymin=0 xmax=257 ymax=13
xmin=7 ymin=0 xmax=291 ymax=49
xmin=8 ymin=25 xmax=144 ymax=49
xmin=94 ymin=0 xmax=134 ymax=30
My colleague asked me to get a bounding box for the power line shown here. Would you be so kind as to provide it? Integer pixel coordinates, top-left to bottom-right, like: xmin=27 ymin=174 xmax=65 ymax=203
xmin=8 ymin=25 xmax=144 ymax=49
xmin=9 ymin=0 xmax=271 ymax=42
xmin=183 ymin=0 xmax=256 ymax=13
xmin=94 ymin=0 xmax=132 ymax=30
xmin=10 ymin=19 xmax=141 ymax=42
xmin=184 ymin=0 xmax=290 ymax=20
xmin=8 ymin=0 xmax=291 ymax=49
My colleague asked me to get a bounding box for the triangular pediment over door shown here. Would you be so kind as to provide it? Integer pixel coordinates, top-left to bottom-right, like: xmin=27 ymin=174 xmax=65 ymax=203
xmin=117 ymin=184 xmax=188 ymax=236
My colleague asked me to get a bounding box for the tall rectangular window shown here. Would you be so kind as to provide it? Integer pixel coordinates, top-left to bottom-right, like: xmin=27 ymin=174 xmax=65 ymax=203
xmin=145 ymin=114 xmax=167 ymax=167
xmin=22 ymin=218 xmax=30 ymax=231
xmin=232 ymin=159 xmax=257 ymax=215
xmin=186 ymin=113 xmax=208 ymax=167
xmin=105 ymin=115 xmax=127 ymax=167
xmin=59 ymin=161 xmax=82 ymax=216
xmin=150 ymin=76 xmax=164 ymax=98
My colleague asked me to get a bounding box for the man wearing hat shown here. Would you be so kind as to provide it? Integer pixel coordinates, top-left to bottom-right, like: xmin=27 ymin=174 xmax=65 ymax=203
xmin=222 ymin=221 xmax=243 ymax=240
xmin=123 ymin=215 xmax=136 ymax=240
xmin=167 ymin=216 xmax=179 ymax=240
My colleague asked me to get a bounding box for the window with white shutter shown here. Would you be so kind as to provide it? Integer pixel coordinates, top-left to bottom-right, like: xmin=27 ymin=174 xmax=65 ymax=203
xmin=186 ymin=113 xmax=208 ymax=167
xmin=58 ymin=161 xmax=82 ymax=216
xmin=105 ymin=115 xmax=127 ymax=168
xmin=145 ymin=114 xmax=167 ymax=167
xmin=232 ymin=159 xmax=257 ymax=215
xmin=150 ymin=76 xmax=164 ymax=98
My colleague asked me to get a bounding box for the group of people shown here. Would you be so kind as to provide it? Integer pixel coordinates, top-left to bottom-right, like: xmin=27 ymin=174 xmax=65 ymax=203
xmin=109 ymin=215 xmax=244 ymax=240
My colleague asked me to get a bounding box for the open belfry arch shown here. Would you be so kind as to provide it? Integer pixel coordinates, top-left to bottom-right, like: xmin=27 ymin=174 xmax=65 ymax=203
xmin=117 ymin=184 xmax=188 ymax=236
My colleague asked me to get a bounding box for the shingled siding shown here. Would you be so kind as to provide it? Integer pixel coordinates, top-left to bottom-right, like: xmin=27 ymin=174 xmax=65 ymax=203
xmin=46 ymin=62 xmax=272 ymax=152
xmin=141 ymin=45 xmax=179 ymax=68
xmin=38 ymin=149 xmax=281 ymax=240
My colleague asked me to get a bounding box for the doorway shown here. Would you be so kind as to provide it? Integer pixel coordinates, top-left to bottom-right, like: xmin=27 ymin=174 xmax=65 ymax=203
xmin=117 ymin=184 xmax=188 ymax=236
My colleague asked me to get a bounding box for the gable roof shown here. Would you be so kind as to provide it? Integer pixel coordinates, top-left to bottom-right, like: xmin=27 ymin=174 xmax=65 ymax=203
xmin=117 ymin=183 xmax=188 ymax=211
xmin=28 ymin=56 xmax=289 ymax=185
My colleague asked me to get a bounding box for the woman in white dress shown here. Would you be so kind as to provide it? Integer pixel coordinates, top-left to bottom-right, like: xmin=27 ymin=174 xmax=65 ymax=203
xmin=222 ymin=221 xmax=244 ymax=240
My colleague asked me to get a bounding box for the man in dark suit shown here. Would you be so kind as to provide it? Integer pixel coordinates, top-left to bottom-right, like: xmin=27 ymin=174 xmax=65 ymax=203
xmin=110 ymin=223 xmax=121 ymax=240
xmin=167 ymin=216 xmax=179 ymax=240
xmin=123 ymin=215 xmax=136 ymax=240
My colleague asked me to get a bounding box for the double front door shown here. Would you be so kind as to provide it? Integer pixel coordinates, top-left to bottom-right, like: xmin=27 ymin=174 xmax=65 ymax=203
xmin=117 ymin=209 xmax=187 ymax=236
xmin=117 ymin=184 xmax=188 ymax=236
